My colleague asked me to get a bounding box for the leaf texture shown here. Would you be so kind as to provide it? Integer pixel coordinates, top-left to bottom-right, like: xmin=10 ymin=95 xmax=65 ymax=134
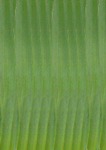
xmin=0 ymin=0 xmax=105 ymax=150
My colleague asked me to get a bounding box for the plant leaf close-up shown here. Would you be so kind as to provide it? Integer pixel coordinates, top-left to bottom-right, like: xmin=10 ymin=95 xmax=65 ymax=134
xmin=0 ymin=0 xmax=106 ymax=150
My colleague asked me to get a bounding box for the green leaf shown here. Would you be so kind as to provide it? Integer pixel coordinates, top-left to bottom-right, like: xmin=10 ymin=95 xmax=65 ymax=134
xmin=0 ymin=0 xmax=105 ymax=150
